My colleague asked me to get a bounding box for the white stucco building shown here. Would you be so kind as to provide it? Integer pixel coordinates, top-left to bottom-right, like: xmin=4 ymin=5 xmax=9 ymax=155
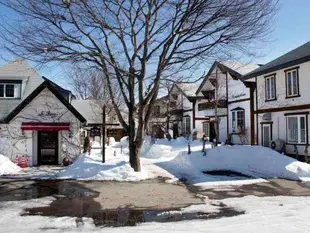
xmin=0 ymin=60 xmax=86 ymax=166
xmin=243 ymin=41 xmax=310 ymax=158
xmin=195 ymin=61 xmax=258 ymax=143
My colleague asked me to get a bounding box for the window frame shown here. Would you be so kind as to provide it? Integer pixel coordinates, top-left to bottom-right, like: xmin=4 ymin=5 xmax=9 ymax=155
xmin=264 ymin=74 xmax=277 ymax=102
xmin=202 ymin=122 xmax=210 ymax=137
xmin=285 ymin=67 xmax=300 ymax=99
xmin=183 ymin=116 xmax=191 ymax=134
xmin=0 ymin=81 xmax=22 ymax=99
xmin=231 ymin=108 xmax=245 ymax=133
xmin=285 ymin=112 xmax=308 ymax=145
xmin=154 ymin=105 xmax=160 ymax=116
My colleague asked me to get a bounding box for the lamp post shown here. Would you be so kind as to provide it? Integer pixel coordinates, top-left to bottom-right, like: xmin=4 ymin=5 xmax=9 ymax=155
xmin=102 ymin=105 xmax=106 ymax=163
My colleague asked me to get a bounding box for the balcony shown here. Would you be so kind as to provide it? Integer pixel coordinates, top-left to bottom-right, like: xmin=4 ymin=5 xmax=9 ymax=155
xmin=170 ymin=109 xmax=183 ymax=116
xmin=152 ymin=112 xmax=167 ymax=118
xmin=198 ymin=99 xmax=227 ymax=111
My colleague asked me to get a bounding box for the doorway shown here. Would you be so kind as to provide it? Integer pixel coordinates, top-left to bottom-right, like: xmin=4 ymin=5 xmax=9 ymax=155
xmin=38 ymin=131 xmax=59 ymax=165
xmin=261 ymin=123 xmax=272 ymax=147
xmin=209 ymin=122 xmax=216 ymax=142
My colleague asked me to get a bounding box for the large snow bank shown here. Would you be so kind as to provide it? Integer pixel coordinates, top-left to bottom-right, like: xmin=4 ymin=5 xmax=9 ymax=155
xmin=157 ymin=145 xmax=310 ymax=182
xmin=141 ymin=144 xmax=172 ymax=159
xmin=0 ymin=154 xmax=21 ymax=175
xmin=56 ymin=154 xmax=156 ymax=181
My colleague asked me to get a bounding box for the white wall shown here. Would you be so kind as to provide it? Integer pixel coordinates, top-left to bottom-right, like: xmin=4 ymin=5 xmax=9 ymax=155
xmin=0 ymin=88 xmax=82 ymax=165
xmin=257 ymin=110 xmax=310 ymax=155
xmin=256 ymin=61 xmax=310 ymax=110
xmin=254 ymin=61 xmax=310 ymax=154
xmin=228 ymin=101 xmax=251 ymax=144
xmin=227 ymin=78 xmax=251 ymax=144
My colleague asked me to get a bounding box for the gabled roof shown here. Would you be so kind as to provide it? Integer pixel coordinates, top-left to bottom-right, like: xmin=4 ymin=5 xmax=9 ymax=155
xmin=3 ymin=78 xmax=86 ymax=123
xmin=196 ymin=61 xmax=259 ymax=95
xmin=171 ymin=82 xmax=199 ymax=101
xmin=42 ymin=76 xmax=74 ymax=99
xmin=243 ymin=41 xmax=310 ymax=80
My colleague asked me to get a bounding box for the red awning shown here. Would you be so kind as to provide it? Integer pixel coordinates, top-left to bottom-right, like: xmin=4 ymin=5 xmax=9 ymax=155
xmin=21 ymin=122 xmax=70 ymax=131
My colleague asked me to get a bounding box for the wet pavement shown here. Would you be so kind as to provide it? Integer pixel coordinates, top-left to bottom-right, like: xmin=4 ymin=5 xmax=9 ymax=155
xmin=193 ymin=178 xmax=310 ymax=199
xmin=1 ymin=179 xmax=234 ymax=227
xmin=1 ymin=178 xmax=310 ymax=227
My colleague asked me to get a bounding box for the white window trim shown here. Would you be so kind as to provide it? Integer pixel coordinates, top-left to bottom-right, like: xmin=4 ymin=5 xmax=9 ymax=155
xmin=286 ymin=115 xmax=307 ymax=144
xmin=265 ymin=75 xmax=276 ymax=101
xmin=231 ymin=109 xmax=244 ymax=133
xmin=0 ymin=83 xmax=20 ymax=99
xmin=286 ymin=69 xmax=299 ymax=97
xmin=202 ymin=122 xmax=210 ymax=137
xmin=183 ymin=116 xmax=191 ymax=134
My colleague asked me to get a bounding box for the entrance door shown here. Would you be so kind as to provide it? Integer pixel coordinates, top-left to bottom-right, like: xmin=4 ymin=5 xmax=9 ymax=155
xmin=38 ymin=131 xmax=59 ymax=165
xmin=209 ymin=122 xmax=216 ymax=142
xmin=262 ymin=124 xmax=271 ymax=147
xmin=173 ymin=123 xmax=179 ymax=139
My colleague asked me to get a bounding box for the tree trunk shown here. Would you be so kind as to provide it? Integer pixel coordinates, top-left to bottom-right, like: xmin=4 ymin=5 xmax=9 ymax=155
xmin=128 ymin=129 xmax=143 ymax=172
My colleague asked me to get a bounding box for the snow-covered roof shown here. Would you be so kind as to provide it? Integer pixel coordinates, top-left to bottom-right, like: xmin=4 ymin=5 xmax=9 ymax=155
xmin=220 ymin=61 xmax=260 ymax=75
xmin=71 ymin=100 xmax=102 ymax=124
xmin=71 ymin=100 xmax=127 ymax=125
xmin=176 ymin=83 xmax=200 ymax=97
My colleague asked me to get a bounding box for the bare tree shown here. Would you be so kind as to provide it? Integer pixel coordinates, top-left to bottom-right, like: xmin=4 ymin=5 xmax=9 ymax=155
xmin=0 ymin=0 xmax=278 ymax=171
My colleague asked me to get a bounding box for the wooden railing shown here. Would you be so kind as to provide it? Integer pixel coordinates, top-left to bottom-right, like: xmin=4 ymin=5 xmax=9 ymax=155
xmin=198 ymin=99 xmax=227 ymax=111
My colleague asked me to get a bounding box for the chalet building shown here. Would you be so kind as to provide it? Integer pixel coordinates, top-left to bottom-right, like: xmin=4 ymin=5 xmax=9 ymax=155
xmin=0 ymin=60 xmax=86 ymax=165
xmin=243 ymin=41 xmax=310 ymax=157
xmin=72 ymin=100 xmax=127 ymax=142
xmin=147 ymin=95 xmax=169 ymax=138
xmin=195 ymin=61 xmax=258 ymax=143
xmin=169 ymin=83 xmax=200 ymax=138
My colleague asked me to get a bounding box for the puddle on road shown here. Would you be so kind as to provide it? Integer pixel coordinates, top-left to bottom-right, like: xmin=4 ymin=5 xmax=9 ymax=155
xmin=0 ymin=180 xmax=244 ymax=227
xmin=0 ymin=180 xmax=99 ymax=201
xmin=203 ymin=170 xmax=252 ymax=178
xmin=23 ymin=200 xmax=244 ymax=227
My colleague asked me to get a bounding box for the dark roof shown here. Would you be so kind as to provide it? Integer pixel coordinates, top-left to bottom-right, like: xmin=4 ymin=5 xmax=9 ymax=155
xmin=4 ymin=78 xmax=86 ymax=123
xmin=196 ymin=61 xmax=242 ymax=95
xmin=42 ymin=76 xmax=75 ymax=99
xmin=243 ymin=41 xmax=310 ymax=80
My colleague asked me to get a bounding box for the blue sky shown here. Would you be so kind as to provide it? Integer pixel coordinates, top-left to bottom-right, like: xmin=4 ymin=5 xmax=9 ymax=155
xmin=0 ymin=0 xmax=310 ymax=88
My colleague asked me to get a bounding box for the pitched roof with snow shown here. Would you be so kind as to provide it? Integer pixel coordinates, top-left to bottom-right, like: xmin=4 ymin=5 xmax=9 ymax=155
xmin=196 ymin=61 xmax=259 ymax=95
xmin=243 ymin=41 xmax=310 ymax=80
xmin=71 ymin=100 xmax=102 ymax=125
xmin=176 ymin=83 xmax=200 ymax=97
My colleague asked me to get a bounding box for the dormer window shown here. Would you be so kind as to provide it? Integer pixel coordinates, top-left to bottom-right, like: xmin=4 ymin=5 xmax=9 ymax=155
xmin=0 ymin=80 xmax=22 ymax=99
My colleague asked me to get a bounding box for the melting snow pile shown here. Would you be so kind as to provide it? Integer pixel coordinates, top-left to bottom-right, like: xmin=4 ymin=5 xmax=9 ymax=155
xmin=56 ymin=154 xmax=154 ymax=181
xmin=56 ymin=137 xmax=310 ymax=183
xmin=0 ymin=154 xmax=21 ymax=175
xmin=157 ymin=145 xmax=310 ymax=182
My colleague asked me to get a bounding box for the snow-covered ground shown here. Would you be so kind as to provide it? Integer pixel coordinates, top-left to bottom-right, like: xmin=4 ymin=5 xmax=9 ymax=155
xmin=3 ymin=136 xmax=310 ymax=185
xmin=1 ymin=195 xmax=310 ymax=232
xmin=0 ymin=154 xmax=21 ymax=175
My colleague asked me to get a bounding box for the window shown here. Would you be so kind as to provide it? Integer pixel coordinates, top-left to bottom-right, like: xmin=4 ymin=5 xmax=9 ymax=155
xmin=183 ymin=116 xmax=191 ymax=134
xmin=202 ymin=122 xmax=210 ymax=137
xmin=0 ymin=83 xmax=21 ymax=98
xmin=285 ymin=68 xmax=299 ymax=97
xmin=287 ymin=115 xmax=307 ymax=144
xmin=265 ymin=75 xmax=276 ymax=101
xmin=231 ymin=108 xmax=245 ymax=133
xmin=154 ymin=105 xmax=160 ymax=115
xmin=202 ymin=90 xmax=215 ymax=101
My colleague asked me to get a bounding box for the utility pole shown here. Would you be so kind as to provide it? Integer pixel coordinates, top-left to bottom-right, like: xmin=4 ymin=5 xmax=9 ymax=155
xmin=102 ymin=105 xmax=106 ymax=163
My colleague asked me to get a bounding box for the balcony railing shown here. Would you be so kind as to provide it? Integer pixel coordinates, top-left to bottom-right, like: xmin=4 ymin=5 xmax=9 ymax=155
xmin=152 ymin=113 xmax=167 ymax=118
xmin=198 ymin=99 xmax=227 ymax=111
xmin=170 ymin=109 xmax=183 ymax=116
